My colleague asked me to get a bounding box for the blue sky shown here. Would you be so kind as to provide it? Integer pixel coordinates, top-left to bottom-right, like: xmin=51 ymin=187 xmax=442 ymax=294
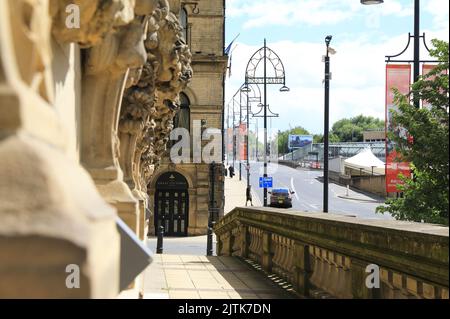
xmin=224 ymin=0 xmax=449 ymax=135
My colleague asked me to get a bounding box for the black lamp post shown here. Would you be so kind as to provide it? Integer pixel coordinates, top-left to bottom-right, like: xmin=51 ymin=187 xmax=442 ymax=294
xmin=239 ymin=88 xmax=243 ymax=181
xmin=245 ymin=39 xmax=289 ymax=207
xmin=226 ymin=103 xmax=230 ymax=165
xmin=232 ymin=99 xmax=236 ymax=169
xmin=361 ymin=0 xmax=421 ymax=108
xmin=323 ymin=35 xmax=333 ymax=213
xmin=229 ymin=84 xmax=254 ymax=180
xmin=240 ymin=84 xmax=261 ymax=191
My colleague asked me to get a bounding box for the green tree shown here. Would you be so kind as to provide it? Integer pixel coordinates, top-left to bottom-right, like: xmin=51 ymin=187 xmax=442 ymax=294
xmin=332 ymin=115 xmax=384 ymax=142
xmin=377 ymin=39 xmax=449 ymax=226
xmin=313 ymin=133 xmax=340 ymax=143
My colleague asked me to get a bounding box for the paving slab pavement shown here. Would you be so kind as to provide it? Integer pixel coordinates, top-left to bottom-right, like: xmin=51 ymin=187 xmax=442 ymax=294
xmin=141 ymin=254 xmax=296 ymax=299
xmin=118 ymin=172 xmax=269 ymax=299
xmin=224 ymin=174 xmax=261 ymax=214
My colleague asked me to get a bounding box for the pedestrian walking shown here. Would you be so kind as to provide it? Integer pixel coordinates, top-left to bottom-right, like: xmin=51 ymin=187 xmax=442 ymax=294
xmin=245 ymin=185 xmax=253 ymax=206
xmin=228 ymin=166 xmax=235 ymax=178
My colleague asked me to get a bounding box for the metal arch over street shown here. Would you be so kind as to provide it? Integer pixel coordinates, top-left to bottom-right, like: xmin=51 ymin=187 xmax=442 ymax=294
xmin=245 ymin=45 xmax=287 ymax=86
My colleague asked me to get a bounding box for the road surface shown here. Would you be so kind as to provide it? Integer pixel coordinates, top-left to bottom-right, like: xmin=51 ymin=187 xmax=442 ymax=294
xmin=243 ymin=161 xmax=392 ymax=220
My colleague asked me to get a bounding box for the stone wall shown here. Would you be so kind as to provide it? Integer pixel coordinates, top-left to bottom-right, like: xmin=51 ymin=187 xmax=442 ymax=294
xmin=214 ymin=207 xmax=449 ymax=299
xmin=0 ymin=0 xmax=191 ymax=298
xmin=349 ymin=175 xmax=386 ymax=197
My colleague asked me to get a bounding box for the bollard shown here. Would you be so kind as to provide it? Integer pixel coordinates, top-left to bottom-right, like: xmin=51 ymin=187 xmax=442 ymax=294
xmin=156 ymin=226 xmax=164 ymax=254
xmin=346 ymin=185 xmax=350 ymax=197
xmin=206 ymin=222 xmax=215 ymax=256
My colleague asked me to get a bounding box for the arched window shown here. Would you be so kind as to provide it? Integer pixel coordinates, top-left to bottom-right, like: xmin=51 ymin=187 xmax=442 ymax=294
xmin=174 ymin=92 xmax=190 ymax=133
xmin=180 ymin=8 xmax=188 ymax=43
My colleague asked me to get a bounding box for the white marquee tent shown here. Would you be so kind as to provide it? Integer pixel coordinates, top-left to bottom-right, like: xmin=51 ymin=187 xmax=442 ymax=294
xmin=344 ymin=148 xmax=385 ymax=175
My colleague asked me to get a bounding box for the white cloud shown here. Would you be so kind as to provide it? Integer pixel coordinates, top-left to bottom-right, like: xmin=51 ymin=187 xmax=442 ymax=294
xmin=227 ymin=0 xmax=414 ymax=29
xmin=425 ymin=0 xmax=450 ymax=32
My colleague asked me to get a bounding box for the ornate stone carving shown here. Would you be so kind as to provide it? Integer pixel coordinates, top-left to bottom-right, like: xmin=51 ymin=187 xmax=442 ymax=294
xmin=50 ymin=0 xmax=136 ymax=47
xmin=1 ymin=0 xmax=54 ymax=103
xmin=77 ymin=3 xmax=158 ymax=238
xmin=119 ymin=1 xmax=192 ymax=198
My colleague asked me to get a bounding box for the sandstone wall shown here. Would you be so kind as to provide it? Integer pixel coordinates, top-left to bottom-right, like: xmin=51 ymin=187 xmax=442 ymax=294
xmin=0 ymin=0 xmax=191 ymax=298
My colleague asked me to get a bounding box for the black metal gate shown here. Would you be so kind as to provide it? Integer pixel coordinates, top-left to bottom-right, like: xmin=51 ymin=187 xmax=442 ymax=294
xmin=154 ymin=172 xmax=189 ymax=237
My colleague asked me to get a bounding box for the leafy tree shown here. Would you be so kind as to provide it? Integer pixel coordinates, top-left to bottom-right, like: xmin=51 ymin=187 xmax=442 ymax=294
xmin=377 ymin=39 xmax=449 ymax=226
xmin=332 ymin=115 xmax=384 ymax=142
xmin=313 ymin=133 xmax=340 ymax=143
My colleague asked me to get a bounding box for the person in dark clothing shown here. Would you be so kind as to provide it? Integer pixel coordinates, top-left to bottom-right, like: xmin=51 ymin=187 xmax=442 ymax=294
xmin=245 ymin=185 xmax=253 ymax=206
xmin=228 ymin=165 xmax=235 ymax=178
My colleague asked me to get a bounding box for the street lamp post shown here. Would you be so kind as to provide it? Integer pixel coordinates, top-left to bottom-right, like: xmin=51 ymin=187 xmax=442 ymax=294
xmin=246 ymin=91 xmax=250 ymax=189
xmin=228 ymin=84 xmax=255 ymax=180
xmin=239 ymin=90 xmax=243 ymax=181
xmin=232 ymin=100 xmax=236 ymax=169
xmin=323 ymin=35 xmax=333 ymax=213
xmin=413 ymin=0 xmax=420 ymax=86
xmin=240 ymin=84 xmax=261 ymax=190
xmin=255 ymin=117 xmax=259 ymax=160
xmin=226 ymin=103 xmax=230 ymax=166
xmin=244 ymin=39 xmax=289 ymax=206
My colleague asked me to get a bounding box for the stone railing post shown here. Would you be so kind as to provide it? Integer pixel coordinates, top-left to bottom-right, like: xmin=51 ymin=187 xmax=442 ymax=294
xmin=293 ymin=242 xmax=312 ymax=297
xmin=217 ymin=230 xmax=233 ymax=257
xmin=350 ymin=258 xmax=379 ymax=299
xmin=262 ymin=231 xmax=273 ymax=273
xmin=240 ymin=224 xmax=249 ymax=258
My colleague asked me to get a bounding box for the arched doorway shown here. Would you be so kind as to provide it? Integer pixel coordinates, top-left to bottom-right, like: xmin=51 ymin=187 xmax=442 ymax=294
xmin=154 ymin=172 xmax=189 ymax=236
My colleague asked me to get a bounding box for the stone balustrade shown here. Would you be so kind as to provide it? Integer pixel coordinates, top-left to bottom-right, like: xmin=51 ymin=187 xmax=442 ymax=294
xmin=214 ymin=207 xmax=449 ymax=299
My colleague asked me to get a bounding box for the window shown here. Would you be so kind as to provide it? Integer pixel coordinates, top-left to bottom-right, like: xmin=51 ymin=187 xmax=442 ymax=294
xmin=180 ymin=8 xmax=188 ymax=43
xmin=174 ymin=92 xmax=190 ymax=133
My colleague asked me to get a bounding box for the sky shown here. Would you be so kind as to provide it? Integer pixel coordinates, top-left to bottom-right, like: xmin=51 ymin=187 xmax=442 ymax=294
xmin=224 ymin=0 xmax=449 ymax=135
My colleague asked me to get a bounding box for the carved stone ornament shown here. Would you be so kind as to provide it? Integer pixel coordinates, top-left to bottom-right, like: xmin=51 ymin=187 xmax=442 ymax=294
xmin=119 ymin=0 xmax=192 ymax=197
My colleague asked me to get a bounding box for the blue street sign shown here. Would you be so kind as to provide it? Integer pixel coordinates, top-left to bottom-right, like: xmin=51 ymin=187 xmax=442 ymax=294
xmin=259 ymin=177 xmax=273 ymax=188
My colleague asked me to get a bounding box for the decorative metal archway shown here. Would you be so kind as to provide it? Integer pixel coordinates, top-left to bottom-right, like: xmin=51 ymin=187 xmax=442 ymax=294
xmin=244 ymin=39 xmax=289 ymax=207
xmin=245 ymin=45 xmax=288 ymax=88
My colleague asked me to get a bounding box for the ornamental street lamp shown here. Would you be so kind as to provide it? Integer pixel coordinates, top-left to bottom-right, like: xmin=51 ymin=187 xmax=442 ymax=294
xmin=245 ymin=39 xmax=288 ymax=207
xmin=241 ymin=84 xmax=262 ymax=191
xmin=228 ymin=84 xmax=251 ymax=180
xmin=231 ymin=83 xmax=262 ymax=182
xmin=230 ymin=90 xmax=243 ymax=171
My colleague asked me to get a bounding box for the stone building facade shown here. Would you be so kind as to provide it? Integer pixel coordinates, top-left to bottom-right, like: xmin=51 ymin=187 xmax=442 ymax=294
xmin=148 ymin=0 xmax=227 ymax=236
xmin=0 ymin=0 xmax=192 ymax=298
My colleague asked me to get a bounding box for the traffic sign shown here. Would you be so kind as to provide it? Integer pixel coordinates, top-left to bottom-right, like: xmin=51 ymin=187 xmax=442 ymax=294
xmin=259 ymin=177 xmax=273 ymax=188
